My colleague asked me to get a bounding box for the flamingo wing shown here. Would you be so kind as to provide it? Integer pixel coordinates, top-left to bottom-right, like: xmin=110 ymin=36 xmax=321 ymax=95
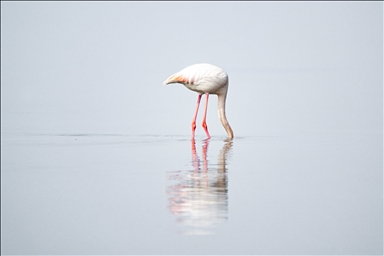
xmin=164 ymin=63 xmax=227 ymax=92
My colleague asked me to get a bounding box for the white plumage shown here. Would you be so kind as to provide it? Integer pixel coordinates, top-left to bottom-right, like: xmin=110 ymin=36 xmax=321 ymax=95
xmin=164 ymin=63 xmax=234 ymax=139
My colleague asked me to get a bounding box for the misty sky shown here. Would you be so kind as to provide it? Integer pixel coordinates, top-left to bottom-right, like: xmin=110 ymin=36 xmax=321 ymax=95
xmin=1 ymin=2 xmax=382 ymax=137
xmin=1 ymin=2 xmax=383 ymax=254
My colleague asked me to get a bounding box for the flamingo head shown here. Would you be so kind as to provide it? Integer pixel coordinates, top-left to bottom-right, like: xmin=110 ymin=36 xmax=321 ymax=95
xmin=163 ymin=74 xmax=190 ymax=85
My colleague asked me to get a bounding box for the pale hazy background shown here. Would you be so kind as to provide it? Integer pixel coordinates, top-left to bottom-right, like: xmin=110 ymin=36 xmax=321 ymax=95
xmin=1 ymin=1 xmax=383 ymax=255
xmin=1 ymin=1 xmax=382 ymax=136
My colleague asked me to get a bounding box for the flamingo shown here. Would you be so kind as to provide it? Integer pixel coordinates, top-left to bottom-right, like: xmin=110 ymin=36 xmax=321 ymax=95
xmin=163 ymin=63 xmax=234 ymax=140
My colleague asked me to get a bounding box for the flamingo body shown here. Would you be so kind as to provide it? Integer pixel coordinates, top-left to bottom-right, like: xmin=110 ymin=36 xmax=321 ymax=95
xmin=164 ymin=63 xmax=234 ymax=139
xmin=164 ymin=63 xmax=228 ymax=95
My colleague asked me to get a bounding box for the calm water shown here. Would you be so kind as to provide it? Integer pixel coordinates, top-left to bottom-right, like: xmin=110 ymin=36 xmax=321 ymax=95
xmin=1 ymin=131 xmax=382 ymax=255
xmin=2 ymin=2 xmax=382 ymax=255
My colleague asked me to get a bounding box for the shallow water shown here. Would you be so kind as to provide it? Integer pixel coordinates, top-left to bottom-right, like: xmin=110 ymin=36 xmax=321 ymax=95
xmin=1 ymin=131 xmax=382 ymax=255
xmin=2 ymin=2 xmax=382 ymax=255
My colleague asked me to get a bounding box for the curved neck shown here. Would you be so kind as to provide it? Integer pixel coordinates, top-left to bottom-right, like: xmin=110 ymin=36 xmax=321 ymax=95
xmin=218 ymin=91 xmax=234 ymax=139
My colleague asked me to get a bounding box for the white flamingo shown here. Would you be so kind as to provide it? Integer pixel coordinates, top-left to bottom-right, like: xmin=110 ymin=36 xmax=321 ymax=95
xmin=164 ymin=63 xmax=234 ymax=139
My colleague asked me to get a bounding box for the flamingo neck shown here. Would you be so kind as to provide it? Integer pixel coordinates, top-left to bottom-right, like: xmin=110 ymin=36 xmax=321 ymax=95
xmin=218 ymin=91 xmax=234 ymax=139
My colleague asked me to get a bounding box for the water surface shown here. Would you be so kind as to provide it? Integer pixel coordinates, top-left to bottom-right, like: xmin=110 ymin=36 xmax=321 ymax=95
xmin=1 ymin=131 xmax=382 ymax=254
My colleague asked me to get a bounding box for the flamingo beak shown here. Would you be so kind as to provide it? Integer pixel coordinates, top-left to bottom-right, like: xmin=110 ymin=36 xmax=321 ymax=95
xmin=163 ymin=74 xmax=179 ymax=85
xmin=163 ymin=78 xmax=171 ymax=85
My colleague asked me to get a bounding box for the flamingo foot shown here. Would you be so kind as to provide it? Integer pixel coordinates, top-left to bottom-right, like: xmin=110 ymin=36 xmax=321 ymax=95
xmin=191 ymin=121 xmax=197 ymax=138
xmin=202 ymin=122 xmax=211 ymax=139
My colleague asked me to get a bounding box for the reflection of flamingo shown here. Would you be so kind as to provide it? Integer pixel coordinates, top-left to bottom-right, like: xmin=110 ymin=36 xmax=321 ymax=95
xmin=164 ymin=63 xmax=234 ymax=139
xmin=166 ymin=140 xmax=233 ymax=235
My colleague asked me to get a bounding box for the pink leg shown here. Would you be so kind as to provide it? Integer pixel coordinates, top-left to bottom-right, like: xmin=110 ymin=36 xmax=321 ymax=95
xmin=202 ymin=94 xmax=211 ymax=139
xmin=191 ymin=94 xmax=202 ymax=139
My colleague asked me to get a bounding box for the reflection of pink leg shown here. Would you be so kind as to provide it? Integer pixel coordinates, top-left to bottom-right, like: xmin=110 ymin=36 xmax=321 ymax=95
xmin=202 ymin=139 xmax=209 ymax=173
xmin=191 ymin=138 xmax=200 ymax=170
xmin=202 ymin=139 xmax=210 ymax=188
xmin=192 ymin=94 xmax=202 ymax=139
xmin=202 ymin=94 xmax=211 ymax=139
